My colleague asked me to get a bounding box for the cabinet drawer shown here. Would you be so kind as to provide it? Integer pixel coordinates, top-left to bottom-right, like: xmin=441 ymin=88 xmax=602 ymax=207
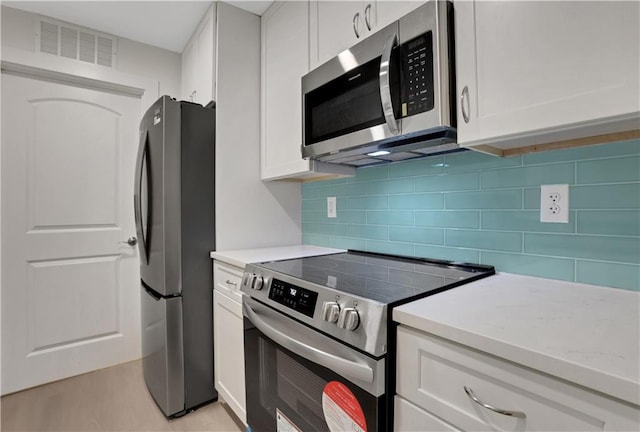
xmin=213 ymin=261 xmax=243 ymax=302
xmin=394 ymin=395 xmax=460 ymax=432
xmin=396 ymin=326 xmax=639 ymax=431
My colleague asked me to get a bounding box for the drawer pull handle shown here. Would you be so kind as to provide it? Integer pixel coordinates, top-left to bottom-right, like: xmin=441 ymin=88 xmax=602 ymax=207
xmin=464 ymin=386 xmax=526 ymax=419
xmin=225 ymin=279 xmax=238 ymax=287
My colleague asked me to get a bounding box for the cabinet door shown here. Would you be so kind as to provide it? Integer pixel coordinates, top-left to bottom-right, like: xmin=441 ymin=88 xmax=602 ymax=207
xmin=261 ymin=2 xmax=356 ymax=180
xmin=181 ymin=38 xmax=197 ymax=102
xmin=374 ymin=1 xmax=425 ymax=30
xmin=456 ymin=1 xmax=640 ymax=153
xmin=394 ymin=396 xmax=461 ymax=432
xmin=213 ymin=288 xmax=246 ymax=424
xmin=195 ymin=7 xmax=215 ymax=105
xmin=396 ymin=326 xmax=640 ymax=431
xmin=310 ymin=0 xmax=365 ymax=68
xmin=181 ymin=5 xmax=216 ymax=105
xmin=261 ymin=1 xmax=312 ymax=179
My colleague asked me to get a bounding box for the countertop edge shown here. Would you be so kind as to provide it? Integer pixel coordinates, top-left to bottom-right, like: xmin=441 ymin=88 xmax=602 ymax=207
xmin=392 ymin=273 xmax=640 ymax=406
xmin=393 ymin=307 xmax=640 ymax=406
xmin=210 ymin=245 xmax=344 ymax=269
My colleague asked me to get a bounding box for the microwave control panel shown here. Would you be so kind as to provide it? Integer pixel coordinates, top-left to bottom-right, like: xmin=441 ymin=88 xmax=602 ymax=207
xmin=401 ymin=32 xmax=435 ymax=117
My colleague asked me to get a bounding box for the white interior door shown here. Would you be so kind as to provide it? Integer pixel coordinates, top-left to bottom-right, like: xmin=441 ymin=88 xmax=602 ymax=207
xmin=1 ymin=72 xmax=142 ymax=395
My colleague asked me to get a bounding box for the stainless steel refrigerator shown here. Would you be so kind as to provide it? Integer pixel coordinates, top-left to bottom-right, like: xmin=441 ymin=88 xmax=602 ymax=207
xmin=134 ymin=95 xmax=217 ymax=417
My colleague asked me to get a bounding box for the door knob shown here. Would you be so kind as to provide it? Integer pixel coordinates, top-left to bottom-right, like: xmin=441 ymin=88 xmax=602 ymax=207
xmin=119 ymin=236 xmax=138 ymax=246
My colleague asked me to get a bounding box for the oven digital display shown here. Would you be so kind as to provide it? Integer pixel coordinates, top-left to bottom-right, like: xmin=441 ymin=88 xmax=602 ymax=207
xmin=269 ymin=279 xmax=318 ymax=318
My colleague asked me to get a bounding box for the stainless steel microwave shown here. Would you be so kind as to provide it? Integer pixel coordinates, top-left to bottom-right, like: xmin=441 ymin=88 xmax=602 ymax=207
xmin=301 ymin=0 xmax=460 ymax=167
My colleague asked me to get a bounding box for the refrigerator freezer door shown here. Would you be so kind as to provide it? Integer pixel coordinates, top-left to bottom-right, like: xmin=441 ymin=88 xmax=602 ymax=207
xmin=141 ymin=285 xmax=185 ymax=416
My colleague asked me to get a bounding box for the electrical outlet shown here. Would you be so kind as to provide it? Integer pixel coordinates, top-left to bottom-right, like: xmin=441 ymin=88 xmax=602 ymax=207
xmin=327 ymin=197 xmax=337 ymax=218
xmin=540 ymin=184 xmax=569 ymax=223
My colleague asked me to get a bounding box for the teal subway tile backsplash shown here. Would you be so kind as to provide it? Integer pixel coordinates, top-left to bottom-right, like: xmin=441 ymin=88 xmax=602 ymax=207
xmin=576 ymin=261 xmax=640 ymax=291
xmin=367 ymin=211 xmax=414 ymax=226
xmin=302 ymin=140 xmax=640 ymax=290
xmin=415 ymin=172 xmax=479 ymax=192
xmin=390 ymin=227 xmax=443 ymax=245
xmin=366 ymin=241 xmax=414 ymax=256
xmin=577 ymin=156 xmax=640 ymax=184
xmin=523 ymin=188 xmax=541 ymax=209
xmin=302 ymin=233 xmax=330 ymax=247
xmin=577 ymin=210 xmax=640 ymax=236
xmin=414 ymin=245 xmax=480 ymax=263
xmin=345 ymin=196 xmax=388 ymax=210
xmin=481 ymin=163 xmax=575 ymax=189
xmin=446 ymin=190 xmax=522 ymax=209
xmin=389 ymin=193 xmax=443 ymax=209
xmin=480 ymin=252 xmax=575 ymax=281
xmin=302 ymin=223 xmax=346 ymax=237
xmin=346 ymin=224 xmax=388 ymax=241
xmin=329 ymin=237 xmax=367 ymax=250
xmin=523 ymin=139 xmax=640 ymax=165
xmin=571 ymin=184 xmax=640 ymax=209
xmin=446 ymin=229 xmax=522 ymax=252
xmin=445 ymin=151 xmax=522 ymax=172
xmin=388 ymin=156 xmax=444 ymax=178
xmin=415 ymin=211 xmax=479 ymax=229
xmin=331 ymin=182 xmax=367 ymax=197
xmin=525 ymin=233 xmax=639 ymax=264
xmin=365 ymin=178 xmax=413 ymax=195
xmin=482 ymin=211 xmax=575 ymax=233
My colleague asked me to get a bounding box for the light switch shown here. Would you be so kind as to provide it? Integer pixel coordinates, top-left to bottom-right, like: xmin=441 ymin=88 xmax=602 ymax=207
xmin=327 ymin=197 xmax=336 ymax=218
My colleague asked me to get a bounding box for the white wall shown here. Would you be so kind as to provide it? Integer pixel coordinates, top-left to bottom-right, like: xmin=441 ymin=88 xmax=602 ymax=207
xmin=0 ymin=6 xmax=181 ymax=98
xmin=215 ymin=2 xmax=301 ymax=250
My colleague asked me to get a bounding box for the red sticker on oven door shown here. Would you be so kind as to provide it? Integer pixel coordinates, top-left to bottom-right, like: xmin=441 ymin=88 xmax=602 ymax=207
xmin=322 ymin=381 xmax=367 ymax=432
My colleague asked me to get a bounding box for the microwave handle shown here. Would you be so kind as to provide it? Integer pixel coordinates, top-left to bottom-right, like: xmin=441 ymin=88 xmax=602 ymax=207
xmin=379 ymin=32 xmax=399 ymax=136
xmin=243 ymin=299 xmax=374 ymax=384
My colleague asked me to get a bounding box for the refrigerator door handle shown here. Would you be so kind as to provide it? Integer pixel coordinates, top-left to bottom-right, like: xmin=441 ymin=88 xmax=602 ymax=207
xmin=134 ymin=132 xmax=151 ymax=263
xmin=143 ymin=281 xmax=163 ymax=301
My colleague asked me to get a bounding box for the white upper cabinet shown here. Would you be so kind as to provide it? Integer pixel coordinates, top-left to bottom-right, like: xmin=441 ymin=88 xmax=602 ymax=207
xmin=311 ymin=0 xmax=365 ymax=68
xmin=455 ymin=1 xmax=640 ymax=155
xmin=181 ymin=4 xmax=216 ymax=105
xmin=261 ymin=1 xmax=354 ymax=181
xmin=310 ymin=1 xmax=425 ymax=69
xmin=373 ymin=1 xmax=426 ymax=34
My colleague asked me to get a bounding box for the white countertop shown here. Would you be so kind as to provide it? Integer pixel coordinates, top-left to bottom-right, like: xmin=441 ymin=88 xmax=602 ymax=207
xmin=210 ymin=245 xmax=343 ymax=269
xmin=393 ymin=273 xmax=640 ymax=405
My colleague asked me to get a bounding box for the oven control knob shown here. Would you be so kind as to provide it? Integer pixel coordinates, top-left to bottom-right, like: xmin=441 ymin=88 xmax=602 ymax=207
xmin=242 ymin=272 xmax=254 ymax=288
xmin=252 ymin=275 xmax=264 ymax=290
xmin=337 ymin=308 xmax=360 ymax=331
xmin=322 ymin=302 xmax=340 ymax=323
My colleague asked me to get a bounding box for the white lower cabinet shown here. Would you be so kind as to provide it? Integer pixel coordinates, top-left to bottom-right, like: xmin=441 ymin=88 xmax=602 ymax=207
xmin=395 ymin=325 xmax=640 ymax=431
xmin=395 ymin=395 xmax=460 ymax=431
xmin=213 ymin=261 xmax=246 ymax=425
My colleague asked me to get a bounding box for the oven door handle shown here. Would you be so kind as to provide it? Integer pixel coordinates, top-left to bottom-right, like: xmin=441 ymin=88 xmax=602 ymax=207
xmin=243 ymin=300 xmax=375 ymax=384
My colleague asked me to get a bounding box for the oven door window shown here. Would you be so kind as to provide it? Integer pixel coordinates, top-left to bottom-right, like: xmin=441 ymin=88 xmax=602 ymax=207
xmin=244 ymin=318 xmax=384 ymax=432
xmin=304 ymin=53 xmax=401 ymax=146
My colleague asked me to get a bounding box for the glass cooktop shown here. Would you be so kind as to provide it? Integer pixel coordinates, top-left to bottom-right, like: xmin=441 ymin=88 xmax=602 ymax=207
xmin=256 ymin=250 xmax=495 ymax=305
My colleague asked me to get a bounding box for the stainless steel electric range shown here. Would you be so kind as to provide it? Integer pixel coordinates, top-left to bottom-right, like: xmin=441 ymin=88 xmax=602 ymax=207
xmin=241 ymin=250 xmax=494 ymax=432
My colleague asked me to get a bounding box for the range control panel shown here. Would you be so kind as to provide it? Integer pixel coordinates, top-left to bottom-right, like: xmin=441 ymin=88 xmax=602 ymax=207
xmin=401 ymin=31 xmax=435 ymax=117
xmin=268 ymin=278 xmax=318 ymax=318
xmin=241 ymin=265 xmax=388 ymax=357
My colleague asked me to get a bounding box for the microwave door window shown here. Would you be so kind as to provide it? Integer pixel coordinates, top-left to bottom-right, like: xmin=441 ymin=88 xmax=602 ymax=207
xmin=305 ymin=53 xmax=402 ymax=146
xmin=305 ymin=58 xmax=384 ymax=145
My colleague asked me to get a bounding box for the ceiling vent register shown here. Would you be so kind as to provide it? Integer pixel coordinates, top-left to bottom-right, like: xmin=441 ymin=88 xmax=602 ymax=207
xmin=37 ymin=19 xmax=116 ymax=68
